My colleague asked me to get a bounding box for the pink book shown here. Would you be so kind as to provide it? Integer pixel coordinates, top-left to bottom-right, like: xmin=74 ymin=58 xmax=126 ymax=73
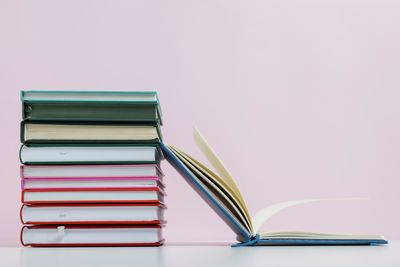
xmin=20 ymin=165 xmax=165 ymax=190
xmin=21 ymin=164 xmax=164 ymax=179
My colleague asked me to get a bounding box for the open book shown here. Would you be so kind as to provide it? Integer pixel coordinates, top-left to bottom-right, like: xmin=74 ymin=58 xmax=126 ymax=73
xmin=161 ymin=129 xmax=387 ymax=246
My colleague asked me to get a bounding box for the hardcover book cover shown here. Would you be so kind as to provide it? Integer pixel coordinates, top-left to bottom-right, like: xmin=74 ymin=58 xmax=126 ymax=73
xmin=20 ymin=203 xmax=166 ymax=225
xmin=21 ymin=91 xmax=163 ymax=124
xmin=21 ymin=224 xmax=165 ymax=247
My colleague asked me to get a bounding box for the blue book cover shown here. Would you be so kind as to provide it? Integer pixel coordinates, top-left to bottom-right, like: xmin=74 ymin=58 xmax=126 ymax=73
xmin=160 ymin=129 xmax=388 ymax=247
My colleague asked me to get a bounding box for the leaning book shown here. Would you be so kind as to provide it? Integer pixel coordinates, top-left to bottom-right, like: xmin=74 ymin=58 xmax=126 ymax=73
xmin=160 ymin=129 xmax=388 ymax=246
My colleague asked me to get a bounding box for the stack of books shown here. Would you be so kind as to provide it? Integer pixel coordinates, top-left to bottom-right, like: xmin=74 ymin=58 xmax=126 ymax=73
xmin=19 ymin=91 xmax=166 ymax=247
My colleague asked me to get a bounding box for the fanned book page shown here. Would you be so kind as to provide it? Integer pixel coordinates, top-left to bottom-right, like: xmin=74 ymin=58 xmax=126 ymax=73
xmin=160 ymin=129 xmax=387 ymax=246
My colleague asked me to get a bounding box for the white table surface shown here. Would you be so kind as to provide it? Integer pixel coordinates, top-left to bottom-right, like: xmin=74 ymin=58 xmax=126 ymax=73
xmin=1 ymin=241 xmax=398 ymax=267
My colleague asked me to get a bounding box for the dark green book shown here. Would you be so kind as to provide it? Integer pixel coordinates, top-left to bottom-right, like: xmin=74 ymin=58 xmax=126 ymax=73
xmin=21 ymin=91 xmax=163 ymax=124
xmin=20 ymin=121 xmax=162 ymax=144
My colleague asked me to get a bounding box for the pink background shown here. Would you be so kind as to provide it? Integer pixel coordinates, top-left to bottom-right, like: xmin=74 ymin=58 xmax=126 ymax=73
xmin=1 ymin=0 xmax=400 ymax=246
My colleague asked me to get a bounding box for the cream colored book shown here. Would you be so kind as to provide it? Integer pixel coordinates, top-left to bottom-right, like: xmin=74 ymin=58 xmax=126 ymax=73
xmin=22 ymin=122 xmax=161 ymax=143
xmin=160 ymin=128 xmax=387 ymax=246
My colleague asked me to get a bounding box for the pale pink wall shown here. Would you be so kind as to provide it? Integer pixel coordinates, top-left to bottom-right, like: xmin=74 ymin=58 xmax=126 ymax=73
xmin=0 ymin=0 xmax=399 ymax=246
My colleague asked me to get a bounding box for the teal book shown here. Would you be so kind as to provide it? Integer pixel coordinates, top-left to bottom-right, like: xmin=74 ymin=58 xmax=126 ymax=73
xmin=21 ymin=91 xmax=163 ymax=124
xmin=160 ymin=129 xmax=388 ymax=247
xmin=20 ymin=143 xmax=163 ymax=165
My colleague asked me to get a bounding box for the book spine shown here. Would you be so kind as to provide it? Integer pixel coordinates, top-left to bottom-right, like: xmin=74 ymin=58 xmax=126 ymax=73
xmin=20 ymin=91 xmax=25 ymax=102
xmin=19 ymin=145 xmax=25 ymax=165
xmin=20 ymin=165 xmax=24 ymax=179
xmin=20 ymin=226 xmax=27 ymax=246
xmin=20 ymin=121 xmax=26 ymax=144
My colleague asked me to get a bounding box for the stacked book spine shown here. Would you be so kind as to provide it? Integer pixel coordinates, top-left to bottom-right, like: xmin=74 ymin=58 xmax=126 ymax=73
xmin=19 ymin=91 xmax=166 ymax=247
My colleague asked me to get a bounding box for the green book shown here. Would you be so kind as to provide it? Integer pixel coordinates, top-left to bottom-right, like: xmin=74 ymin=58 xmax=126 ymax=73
xmin=21 ymin=91 xmax=163 ymax=124
xmin=20 ymin=121 xmax=162 ymax=144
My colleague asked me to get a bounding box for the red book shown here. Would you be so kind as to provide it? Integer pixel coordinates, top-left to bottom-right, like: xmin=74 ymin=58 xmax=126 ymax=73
xmin=21 ymin=224 xmax=165 ymax=247
xmin=20 ymin=203 xmax=166 ymax=225
xmin=21 ymin=187 xmax=165 ymax=205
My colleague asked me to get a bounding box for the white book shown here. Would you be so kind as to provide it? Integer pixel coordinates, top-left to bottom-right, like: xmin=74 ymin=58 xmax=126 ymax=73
xmin=21 ymin=204 xmax=165 ymax=224
xmin=21 ymin=225 xmax=164 ymax=246
xmin=20 ymin=145 xmax=161 ymax=164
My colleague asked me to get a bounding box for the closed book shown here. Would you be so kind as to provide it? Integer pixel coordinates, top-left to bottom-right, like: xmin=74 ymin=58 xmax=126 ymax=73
xmin=19 ymin=144 xmax=162 ymax=165
xmin=21 ymin=121 xmax=162 ymax=144
xmin=22 ymin=177 xmax=165 ymax=190
xmin=21 ymin=225 xmax=164 ymax=247
xmin=20 ymin=164 xmax=164 ymax=179
xmin=21 ymin=91 xmax=162 ymax=124
xmin=20 ymin=203 xmax=166 ymax=225
xmin=22 ymin=187 xmax=165 ymax=204
xmin=21 ymin=91 xmax=160 ymax=102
